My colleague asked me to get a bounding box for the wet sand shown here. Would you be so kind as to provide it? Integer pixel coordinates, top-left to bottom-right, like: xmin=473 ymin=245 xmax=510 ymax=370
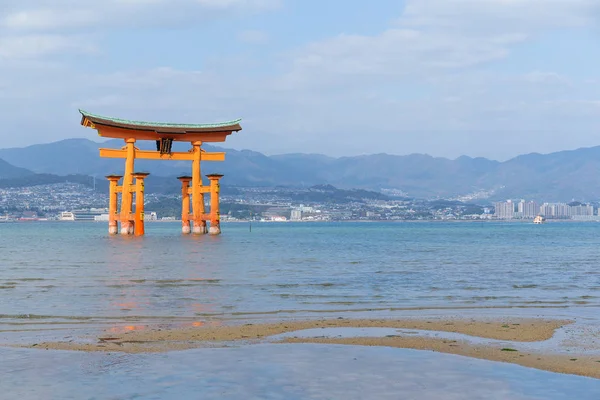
xmin=17 ymin=317 xmax=600 ymax=378
xmin=24 ymin=317 xmax=567 ymax=352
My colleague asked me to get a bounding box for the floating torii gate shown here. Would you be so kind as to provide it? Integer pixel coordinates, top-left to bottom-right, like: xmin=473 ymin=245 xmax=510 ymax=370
xmin=79 ymin=110 xmax=242 ymax=236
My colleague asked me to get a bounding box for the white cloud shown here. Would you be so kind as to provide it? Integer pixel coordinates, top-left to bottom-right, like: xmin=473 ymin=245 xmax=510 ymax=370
xmin=1 ymin=0 xmax=281 ymax=32
xmin=0 ymin=34 xmax=95 ymax=58
xmin=523 ymin=71 xmax=570 ymax=85
xmin=238 ymin=29 xmax=269 ymax=44
xmin=0 ymin=0 xmax=598 ymax=160
xmin=280 ymin=0 xmax=599 ymax=90
xmin=3 ymin=9 xmax=96 ymax=31
xmin=400 ymin=0 xmax=598 ymax=31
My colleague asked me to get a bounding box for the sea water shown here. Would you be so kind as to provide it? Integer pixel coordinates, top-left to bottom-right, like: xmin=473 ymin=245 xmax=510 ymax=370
xmin=1 ymin=221 xmax=600 ymax=398
xmin=1 ymin=344 xmax=600 ymax=400
xmin=1 ymin=221 xmax=598 ymax=326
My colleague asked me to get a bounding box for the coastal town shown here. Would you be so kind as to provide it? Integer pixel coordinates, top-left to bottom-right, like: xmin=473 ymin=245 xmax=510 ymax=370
xmin=1 ymin=181 xmax=599 ymax=222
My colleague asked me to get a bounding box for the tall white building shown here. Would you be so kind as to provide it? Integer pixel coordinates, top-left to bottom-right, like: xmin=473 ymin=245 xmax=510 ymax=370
xmin=539 ymin=203 xmax=572 ymax=219
xmin=494 ymin=200 xmax=514 ymax=219
xmin=290 ymin=209 xmax=303 ymax=221
xmin=552 ymin=203 xmax=571 ymax=218
xmin=539 ymin=203 xmax=553 ymax=217
xmin=518 ymin=200 xmax=539 ymax=219
xmin=571 ymin=204 xmax=594 ymax=216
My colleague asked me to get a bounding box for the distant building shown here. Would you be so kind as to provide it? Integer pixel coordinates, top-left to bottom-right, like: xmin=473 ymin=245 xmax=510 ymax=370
xmin=571 ymin=204 xmax=594 ymax=217
xmin=494 ymin=200 xmax=514 ymax=219
xmin=518 ymin=200 xmax=539 ymax=219
xmin=553 ymin=203 xmax=571 ymax=218
xmin=539 ymin=203 xmax=572 ymax=219
xmin=263 ymin=206 xmax=290 ymax=220
xmin=71 ymin=208 xmax=108 ymax=221
xmin=290 ymin=209 xmax=303 ymax=221
xmin=539 ymin=203 xmax=553 ymax=217
xmin=59 ymin=211 xmax=75 ymax=221
xmin=20 ymin=211 xmax=39 ymax=221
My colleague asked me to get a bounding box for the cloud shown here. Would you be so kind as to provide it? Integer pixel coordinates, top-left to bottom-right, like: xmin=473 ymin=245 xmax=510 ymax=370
xmin=0 ymin=0 xmax=598 ymax=160
xmin=523 ymin=71 xmax=570 ymax=85
xmin=0 ymin=0 xmax=281 ymax=32
xmin=238 ymin=29 xmax=269 ymax=44
xmin=2 ymin=9 xmax=96 ymax=31
xmin=0 ymin=34 xmax=96 ymax=59
xmin=280 ymin=0 xmax=599 ymax=90
xmin=400 ymin=0 xmax=598 ymax=31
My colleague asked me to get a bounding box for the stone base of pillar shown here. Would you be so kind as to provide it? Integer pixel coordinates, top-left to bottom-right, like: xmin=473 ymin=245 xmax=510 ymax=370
xmin=120 ymin=223 xmax=130 ymax=235
xmin=209 ymin=225 xmax=221 ymax=235
xmin=192 ymin=224 xmax=206 ymax=235
xmin=120 ymin=221 xmax=135 ymax=235
xmin=182 ymin=223 xmax=191 ymax=234
xmin=108 ymin=222 xmax=118 ymax=235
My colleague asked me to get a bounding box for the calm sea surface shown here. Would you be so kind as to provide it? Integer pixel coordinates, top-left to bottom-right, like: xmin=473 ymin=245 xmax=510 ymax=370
xmin=1 ymin=221 xmax=599 ymax=328
xmin=3 ymin=221 xmax=600 ymax=398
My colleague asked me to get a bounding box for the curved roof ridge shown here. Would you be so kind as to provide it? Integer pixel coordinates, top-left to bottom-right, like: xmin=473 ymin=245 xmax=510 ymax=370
xmin=79 ymin=109 xmax=242 ymax=129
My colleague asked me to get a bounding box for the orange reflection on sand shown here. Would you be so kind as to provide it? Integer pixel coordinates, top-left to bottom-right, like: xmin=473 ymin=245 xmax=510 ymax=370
xmin=107 ymin=325 xmax=147 ymax=334
xmin=180 ymin=320 xmax=223 ymax=328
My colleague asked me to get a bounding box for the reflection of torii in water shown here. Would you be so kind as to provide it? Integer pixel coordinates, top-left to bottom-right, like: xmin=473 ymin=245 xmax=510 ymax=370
xmin=79 ymin=110 xmax=242 ymax=236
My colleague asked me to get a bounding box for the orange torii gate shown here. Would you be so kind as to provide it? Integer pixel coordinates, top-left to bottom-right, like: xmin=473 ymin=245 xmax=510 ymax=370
xmin=79 ymin=110 xmax=242 ymax=236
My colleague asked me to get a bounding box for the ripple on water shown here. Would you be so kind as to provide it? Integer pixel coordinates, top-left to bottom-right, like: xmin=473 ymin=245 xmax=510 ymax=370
xmin=513 ymin=284 xmax=539 ymax=289
xmin=1 ymin=222 xmax=600 ymax=320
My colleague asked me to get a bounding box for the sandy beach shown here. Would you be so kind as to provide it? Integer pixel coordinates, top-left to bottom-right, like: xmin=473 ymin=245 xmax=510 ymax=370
xmin=17 ymin=316 xmax=600 ymax=379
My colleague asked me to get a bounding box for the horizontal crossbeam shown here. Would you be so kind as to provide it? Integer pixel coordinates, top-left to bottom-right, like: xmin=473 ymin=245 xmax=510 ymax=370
xmin=188 ymin=186 xmax=212 ymax=194
xmin=99 ymin=148 xmax=225 ymax=162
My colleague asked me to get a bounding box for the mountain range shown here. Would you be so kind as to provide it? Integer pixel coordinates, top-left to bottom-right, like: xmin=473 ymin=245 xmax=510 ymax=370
xmin=1 ymin=138 xmax=600 ymax=202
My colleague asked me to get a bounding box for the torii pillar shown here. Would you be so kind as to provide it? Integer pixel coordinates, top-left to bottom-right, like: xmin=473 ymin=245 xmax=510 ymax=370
xmin=106 ymin=175 xmax=122 ymax=235
xmin=207 ymin=174 xmax=223 ymax=235
xmin=191 ymin=141 xmax=207 ymax=235
xmin=132 ymin=172 xmax=149 ymax=236
xmin=120 ymin=138 xmax=136 ymax=235
xmin=178 ymin=176 xmax=192 ymax=234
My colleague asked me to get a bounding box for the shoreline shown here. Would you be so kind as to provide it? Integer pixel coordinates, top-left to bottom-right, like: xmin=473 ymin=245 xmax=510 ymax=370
xmin=0 ymin=219 xmax=600 ymax=225
xmin=5 ymin=218 xmax=598 ymax=224
xmin=11 ymin=317 xmax=600 ymax=379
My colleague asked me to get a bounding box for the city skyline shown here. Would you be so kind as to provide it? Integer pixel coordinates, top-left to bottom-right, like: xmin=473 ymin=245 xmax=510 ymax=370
xmin=494 ymin=199 xmax=597 ymax=220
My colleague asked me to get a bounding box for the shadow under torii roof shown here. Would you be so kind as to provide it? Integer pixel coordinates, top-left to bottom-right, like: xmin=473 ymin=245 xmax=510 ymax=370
xmin=79 ymin=109 xmax=243 ymax=142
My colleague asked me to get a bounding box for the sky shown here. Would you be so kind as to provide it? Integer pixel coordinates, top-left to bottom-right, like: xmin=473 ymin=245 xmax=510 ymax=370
xmin=0 ymin=0 xmax=598 ymax=161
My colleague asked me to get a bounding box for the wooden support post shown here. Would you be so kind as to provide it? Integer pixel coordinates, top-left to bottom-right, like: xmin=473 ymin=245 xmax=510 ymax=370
xmin=191 ymin=141 xmax=207 ymax=234
xmin=132 ymin=173 xmax=149 ymax=236
xmin=207 ymin=174 xmax=223 ymax=235
xmin=99 ymin=148 xmax=225 ymax=161
xmin=178 ymin=176 xmax=192 ymax=234
xmin=106 ymin=175 xmax=122 ymax=235
xmin=120 ymin=138 xmax=136 ymax=235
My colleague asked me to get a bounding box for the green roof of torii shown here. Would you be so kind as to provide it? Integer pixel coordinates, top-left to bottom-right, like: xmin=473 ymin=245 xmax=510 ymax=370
xmin=79 ymin=109 xmax=242 ymax=131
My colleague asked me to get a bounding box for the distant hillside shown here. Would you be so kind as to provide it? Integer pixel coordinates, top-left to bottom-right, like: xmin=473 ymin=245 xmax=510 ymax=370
xmin=2 ymin=139 xmax=600 ymax=201
xmin=0 ymin=159 xmax=35 ymax=180
xmin=0 ymin=174 xmax=103 ymax=190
